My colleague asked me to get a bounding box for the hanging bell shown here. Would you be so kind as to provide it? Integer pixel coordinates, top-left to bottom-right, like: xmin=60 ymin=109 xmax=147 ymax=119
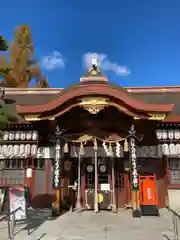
xmin=124 ymin=139 xmax=129 ymax=152
xmin=79 ymin=142 xmax=84 ymax=155
xmin=63 ymin=142 xmax=69 ymax=153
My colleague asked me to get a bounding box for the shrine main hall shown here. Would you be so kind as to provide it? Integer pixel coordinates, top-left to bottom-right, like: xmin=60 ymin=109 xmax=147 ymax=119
xmin=0 ymin=61 xmax=179 ymax=217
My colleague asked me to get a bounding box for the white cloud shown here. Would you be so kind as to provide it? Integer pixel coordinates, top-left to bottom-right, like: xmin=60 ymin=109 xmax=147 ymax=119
xmin=41 ymin=50 xmax=65 ymax=70
xmin=83 ymin=52 xmax=130 ymax=76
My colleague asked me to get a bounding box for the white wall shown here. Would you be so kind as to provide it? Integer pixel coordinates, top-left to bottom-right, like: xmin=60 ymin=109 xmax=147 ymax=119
xmin=168 ymin=189 xmax=180 ymax=210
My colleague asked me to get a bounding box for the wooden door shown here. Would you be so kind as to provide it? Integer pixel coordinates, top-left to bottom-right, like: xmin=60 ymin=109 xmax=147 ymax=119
xmin=61 ymin=158 xmax=78 ymax=209
xmin=84 ymin=158 xmax=111 ymax=210
xmin=115 ymin=160 xmax=128 ymax=208
xmin=98 ymin=162 xmax=111 ymax=210
xmin=84 ymin=160 xmax=95 ymax=209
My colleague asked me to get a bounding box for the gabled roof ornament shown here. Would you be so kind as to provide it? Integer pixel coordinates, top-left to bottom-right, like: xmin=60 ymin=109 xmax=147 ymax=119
xmin=89 ymin=57 xmax=99 ymax=76
xmin=80 ymin=57 xmax=108 ymax=83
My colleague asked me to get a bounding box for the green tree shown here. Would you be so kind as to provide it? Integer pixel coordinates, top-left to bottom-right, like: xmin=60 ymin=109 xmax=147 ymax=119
xmin=0 ymin=90 xmax=21 ymax=134
xmin=0 ymin=36 xmax=22 ymax=132
xmin=0 ymin=36 xmax=10 ymax=76
xmin=0 ymin=36 xmax=8 ymax=51
xmin=0 ymin=25 xmax=49 ymax=88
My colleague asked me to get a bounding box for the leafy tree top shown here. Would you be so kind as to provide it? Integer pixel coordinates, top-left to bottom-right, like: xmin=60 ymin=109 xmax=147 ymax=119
xmin=0 ymin=25 xmax=49 ymax=88
xmin=0 ymin=36 xmax=8 ymax=51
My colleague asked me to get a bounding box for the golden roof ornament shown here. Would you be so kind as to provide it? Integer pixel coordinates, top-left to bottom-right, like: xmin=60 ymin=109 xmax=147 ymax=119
xmin=91 ymin=58 xmax=98 ymax=75
xmin=80 ymin=57 xmax=108 ymax=83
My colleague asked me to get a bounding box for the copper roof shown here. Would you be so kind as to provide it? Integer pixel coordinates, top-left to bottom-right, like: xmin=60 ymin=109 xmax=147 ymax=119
xmin=3 ymin=84 xmax=180 ymax=119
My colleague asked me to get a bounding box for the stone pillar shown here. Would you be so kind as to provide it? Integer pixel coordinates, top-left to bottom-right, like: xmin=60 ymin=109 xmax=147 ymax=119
xmin=52 ymin=126 xmax=63 ymax=217
xmin=129 ymin=124 xmax=141 ymax=218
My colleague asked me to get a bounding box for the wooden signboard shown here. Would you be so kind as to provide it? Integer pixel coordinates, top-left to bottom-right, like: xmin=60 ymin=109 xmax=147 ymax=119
xmin=9 ymin=187 xmax=27 ymax=220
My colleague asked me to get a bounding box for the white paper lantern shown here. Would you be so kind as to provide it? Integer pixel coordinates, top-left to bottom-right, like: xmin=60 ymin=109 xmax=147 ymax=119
xmin=149 ymin=146 xmax=156 ymax=157
xmin=175 ymin=144 xmax=180 ymax=155
xmin=162 ymin=130 xmax=168 ymax=140
xmin=3 ymin=131 xmax=8 ymax=141
xmin=8 ymin=131 xmax=14 ymax=141
xmin=26 ymin=168 xmax=32 ymax=178
xmin=32 ymin=131 xmax=38 ymax=141
xmin=15 ymin=131 xmax=20 ymax=140
xmin=25 ymin=144 xmax=31 ymax=155
xmin=13 ymin=145 xmax=19 ymax=156
xmin=26 ymin=132 xmax=32 ymax=140
xmin=162 ymin=144 xmax=169 ymax=155
xmin=37 ymin=147 xmax=44 ymax=158
xmin=156 ymin=129 xmax=162 ymax=139
xmin=174 ymin=129 xmax=180 ymax=140
xmin=19 ymin=144 xmax=25 ymax=155
xmin=31 ymin=145 xmax=37 ymax=156
xmin=157 ymin=144 xmax=163 ymax=157
xmin=7 ymin=145 xmax=13 ymax=156
xmin=20 ymin=132 xmax=26 ymax=140
xmin=2 ymin=145 xmax=8 ymax=156
xmin=168 ymin=129 xmax=174 ymax=140
xmin=169 ymin=144 xmax=176 ymax=155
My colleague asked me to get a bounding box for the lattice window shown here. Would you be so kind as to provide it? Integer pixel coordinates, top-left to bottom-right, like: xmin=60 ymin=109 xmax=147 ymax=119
xmin=168 ymin=159 xmax=180 ymax=185
xmin=85 ymin=172 xmax=94 ymax=188
xmin=98 ymin=173 xmax=108 ymax=184
xmin=4 ymin=159 xmax=45 ymax=170
xmin=115 ymin=173 xmax=124 ymax=188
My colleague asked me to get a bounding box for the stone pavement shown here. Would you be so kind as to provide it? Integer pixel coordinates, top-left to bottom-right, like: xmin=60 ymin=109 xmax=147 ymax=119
xmin=0 ymin=209 xmax=175 ymax=240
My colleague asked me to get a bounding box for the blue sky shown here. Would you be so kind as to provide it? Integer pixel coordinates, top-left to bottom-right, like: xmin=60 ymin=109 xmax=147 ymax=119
xmin=1 ymin=0 xmax=180 ymax=88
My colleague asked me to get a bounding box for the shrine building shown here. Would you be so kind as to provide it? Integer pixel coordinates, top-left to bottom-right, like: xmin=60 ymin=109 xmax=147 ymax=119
xmin=0 ymin=61 xmax=180 ymax=217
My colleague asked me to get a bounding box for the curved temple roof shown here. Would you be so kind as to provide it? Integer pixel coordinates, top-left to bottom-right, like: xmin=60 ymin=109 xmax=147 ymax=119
xmin=15 ymin=83 xmax=173 ymax=114
xmin=3 ymin=62 xmax=180 ymax=122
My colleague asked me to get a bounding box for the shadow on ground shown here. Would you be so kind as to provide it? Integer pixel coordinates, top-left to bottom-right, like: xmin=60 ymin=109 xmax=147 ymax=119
xmin=14 ymin=208 xmax=68 ymax=236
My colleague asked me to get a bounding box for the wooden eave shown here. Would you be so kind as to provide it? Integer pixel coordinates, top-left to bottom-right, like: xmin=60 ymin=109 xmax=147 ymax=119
xmin=15 ymin=84 xmax=173 ymax=115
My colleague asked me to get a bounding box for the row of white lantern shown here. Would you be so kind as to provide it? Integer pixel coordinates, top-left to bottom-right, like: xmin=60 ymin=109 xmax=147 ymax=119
xmin=2 ymin=131 xmax=38 ymax=141
xmin=156 ymin=129 xmax=180 ymax=140
xmin=161 ymin=143 xmax=180 ymax=156
xmin=0 ymin=144 xmax=38 ymax=157
xmin=136 ymin=144 xmax=180 ymax=157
